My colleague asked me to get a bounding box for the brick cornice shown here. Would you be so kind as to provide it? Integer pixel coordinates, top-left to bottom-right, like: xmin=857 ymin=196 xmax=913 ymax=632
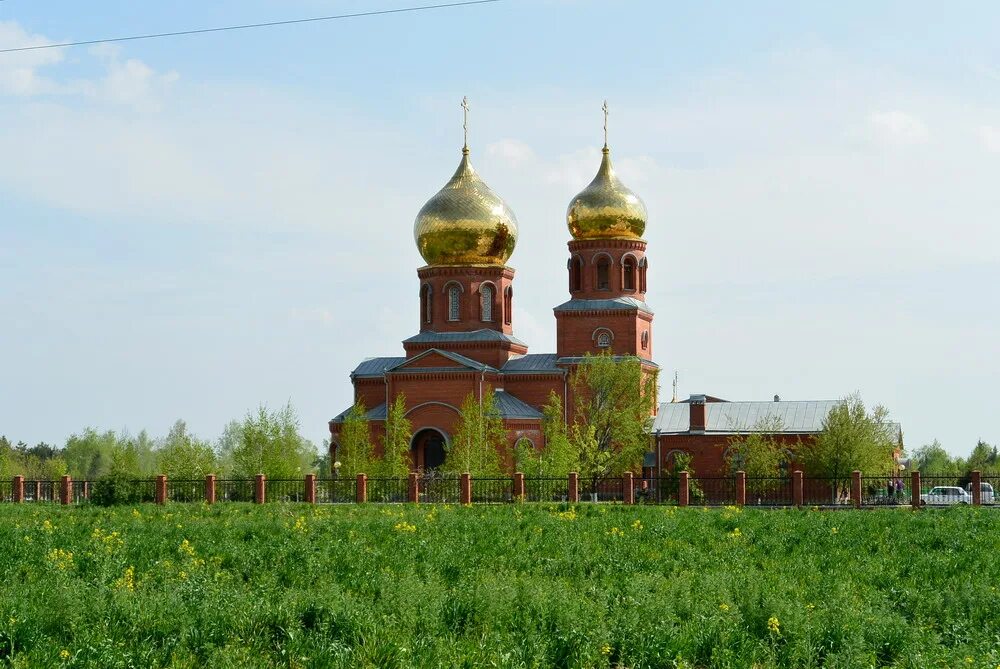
xmin=568 ymin=238 xmax=647 ymax=253
xmin=417 ymin=265 xmax=515 ymax=280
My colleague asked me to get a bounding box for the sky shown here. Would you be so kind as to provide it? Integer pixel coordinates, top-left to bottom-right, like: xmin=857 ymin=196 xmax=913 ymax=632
xmin=1 ymin=0 xmax=998 ymax=456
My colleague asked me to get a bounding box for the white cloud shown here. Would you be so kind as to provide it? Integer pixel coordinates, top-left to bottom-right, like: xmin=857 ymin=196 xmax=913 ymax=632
xmin=867 ymin=110 xmax=930 ymax=146
xmin=486 ymin=138 xmax=535 ymax=167
xmin=980 ymin=125 xmax=1000 ymax=153
xmin=0 ymin=21 xmax=65 ymax=95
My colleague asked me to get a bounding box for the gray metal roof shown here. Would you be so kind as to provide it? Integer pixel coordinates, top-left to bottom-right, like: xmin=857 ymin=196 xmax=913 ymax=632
xmin=557 ymin=355 xmax=660 ymax=369
xmin=330 ymin=402 xmax=387 ymax=423
xmin=651 ymin=400 xmax=842 ymax=434
xmin=403 ymin=329 xmax=528 ymax=347
xmin=493 ymin=390 xmax=543 ymax=419
xmin=351 ymin=357 xmax=407 ymax=378
xmin=502 ymin=353 xmax=561 ymax=373
xmin=553 ymin=297 xmax=653 ymax=314
xmin=389 ymin=348 xmax=496 ymax=373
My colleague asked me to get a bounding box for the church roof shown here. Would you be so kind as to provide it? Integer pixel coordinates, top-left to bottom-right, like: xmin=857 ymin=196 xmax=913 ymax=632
xmin=330 ymin=402 xmax=387 ymax=423
xmin=391 ymin=348 xmax=497 ymax=373
xmin=501 ymin=353 xmax=561 ymax=373
xmin=350 ymin=357 xmax=407 ymax=378
xmin=651 ymin=400 xmax=841 ymax=434
xmin=493 ymin=390 xmax=543 ymax=419
xmin=403 ymin=329 xmax=528 ymax=347
xmin=553 ymin=296 xmax=653 ymax=314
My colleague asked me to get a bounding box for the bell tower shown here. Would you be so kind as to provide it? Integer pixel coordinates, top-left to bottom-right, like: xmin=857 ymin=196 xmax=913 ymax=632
xmin=555 ymin=102 xmax=654 ymax=360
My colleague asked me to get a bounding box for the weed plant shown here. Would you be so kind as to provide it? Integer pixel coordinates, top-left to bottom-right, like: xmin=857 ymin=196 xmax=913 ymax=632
xmin=0 ymin=503 xmax=998 ymax=668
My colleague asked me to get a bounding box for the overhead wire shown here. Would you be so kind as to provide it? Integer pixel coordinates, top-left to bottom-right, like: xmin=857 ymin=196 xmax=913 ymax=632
xmin=0 ymin=0 xmax=501 ymax=54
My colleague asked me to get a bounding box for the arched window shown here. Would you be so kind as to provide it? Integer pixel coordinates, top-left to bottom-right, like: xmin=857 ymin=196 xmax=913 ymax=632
xmin=638 ymin=257 xmax=648 ymax=293
xmin=504 ymin=286 xmax=513 ymax=325
xmin=596 ymin=256 xmax=610 ymax=291
xmin=569 ymin=256 xmax=583 ymax=292
xmin=420 ymin=284 xmax=432 ymax=324
xmin=480 ymin=284 xmax=494 ymax=322
xmin=597 ymin=332 xmax=611 ymax=348
xmin=448 ymin=284 xmax=461 ymax=321
xmin=622 ymin=256 xmax=636 ymax=291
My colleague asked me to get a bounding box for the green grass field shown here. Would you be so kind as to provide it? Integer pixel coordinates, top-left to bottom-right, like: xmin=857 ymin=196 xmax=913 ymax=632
xmin=1 ymin=503 xmax=998 ymax=668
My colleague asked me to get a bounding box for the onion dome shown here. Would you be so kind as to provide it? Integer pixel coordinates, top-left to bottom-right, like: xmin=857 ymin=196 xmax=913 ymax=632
xmin=413 ymin=147 xmax=518 ymax=266
xmin=566 ymin=146 xmax=647 ymax=240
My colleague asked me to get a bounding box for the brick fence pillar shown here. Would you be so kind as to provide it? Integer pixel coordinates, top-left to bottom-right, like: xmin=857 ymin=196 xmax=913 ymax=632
xmin=679 ymin=471 xmax=690 ymax=507
xmin=972 ymin=470 xmax=982 ymax=506
xmin=205 ymin=474 xmax=216 ymax=504
xmin=736 ymin=471 xmax=746 ymax=507
xmin=911 ymin=471 xmax=921 ymax=510
xmin=792 ymin=470 xmax=804 ymax=507
xmin=513 ymin=472 xmax=525 ymax=501
xmin=568 ymin=472 xmax=579 ymax=503
xmin=305 ymin=473 xmax=317 ymax=504
xmin=356 ymin=473 xmax=367 ymax=503
xmin=851 ymin=470 xmax=862 ymax=509
xmin=60 ymin=475 xmax=72 ymax=505
xmin=13 ymin=476 xmax=24 ymax=503
xmin=624 ymin=472 xmax=635 ymax=505
xmin=155 ymin=475 xmax=167 ymax=505
xmin=408 ymin=472 xmax=419 ymax=503
xmin=460 ymin=472 xmax=472 ymax=505
xmin=254 ymin=474 xmax=266 ymax=504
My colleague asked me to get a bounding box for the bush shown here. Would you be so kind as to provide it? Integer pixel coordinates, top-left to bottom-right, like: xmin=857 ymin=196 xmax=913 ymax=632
xmin=89 ymin=474 xmax=155 ymax=506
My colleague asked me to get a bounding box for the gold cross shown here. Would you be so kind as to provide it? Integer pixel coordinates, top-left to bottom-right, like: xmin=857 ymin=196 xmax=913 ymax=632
xmin=602 ymin=99 xmax=609 ymax=148
xmin=461 ymin=96 xmax=470 ymax=149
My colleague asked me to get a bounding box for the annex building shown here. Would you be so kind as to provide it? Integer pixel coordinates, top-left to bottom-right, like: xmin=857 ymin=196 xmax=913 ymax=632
xmin=329 ymin=113 xmax=886 ymax=476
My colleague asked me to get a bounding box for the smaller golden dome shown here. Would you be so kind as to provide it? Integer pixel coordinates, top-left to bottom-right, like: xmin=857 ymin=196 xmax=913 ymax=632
xmin=567 ymin=146 xmax=647 ymax=240
xmin=414 ymin=148 xmax=518 ymax=266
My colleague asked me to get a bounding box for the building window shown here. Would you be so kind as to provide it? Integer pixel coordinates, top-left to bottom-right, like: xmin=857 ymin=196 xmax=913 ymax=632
xmin=597 ymin=332 xmax=611 ymax=348
xmin=448 ymin=284 xmax=461 ymax=321
xmin=623 ymin=256 xmax=636 ymax=291
xmin=638 ymin=257 xmax=648 ymax=293
xmin=504 ymin=286 xmax=513 ymax=325
xmin=641 ymin=330 xmax=649 ymax=350
xmin=481 ymin=284 xmax=494 ymax=321
xmin=570 ymin=256 xmax=583 ymax=292
xmin=420 ymin=284 xmax=432 ymax=324
xmin=596 ymin=256 xmax=610 ymax=290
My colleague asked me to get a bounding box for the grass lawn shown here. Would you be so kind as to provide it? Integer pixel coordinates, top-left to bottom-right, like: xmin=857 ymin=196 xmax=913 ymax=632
xmin=1 ymin=503 xmax=998 ymax=668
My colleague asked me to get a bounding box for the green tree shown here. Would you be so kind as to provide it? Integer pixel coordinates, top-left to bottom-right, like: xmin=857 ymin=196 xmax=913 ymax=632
xmin=965 ymin=440 xmax=999 ymax=476
xmin=63 ymin=428 xmax=118 ymax=479
xmin=230 ymin=403 xmax=316 ymax=479
xmin=799 ymin=394 xmax=897 ymax=499
xmin=442 ymin=390 xmax=504 ymax=476
xmin=725 ymin=415 xmax=792 ymax=483
xmin=569 ymin=353 xmax=657 ymax=488
xmin=377 ymin=393 xmax=412 ymax=478
xmin=911 ymin=439 xmax=958 ymax=476
xmin=155 ymin=420 xmax=217 ymax=480
xmin=337 ymin=401 xmax=374 ymax=478
xmin=516 ymin=392 xmax=577 ymax=477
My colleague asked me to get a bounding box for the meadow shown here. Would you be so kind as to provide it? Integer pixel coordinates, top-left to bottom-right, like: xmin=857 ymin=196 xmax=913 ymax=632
xmin=0 ymin=503 xmax=998 ymax=669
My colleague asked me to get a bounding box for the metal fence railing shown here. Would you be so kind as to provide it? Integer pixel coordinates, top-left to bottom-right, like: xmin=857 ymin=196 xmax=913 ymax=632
xmin=367 ymin=477 xmax=408 ymax=503
xmin=982 ymin=477 xmax=999 ymax=506
xmin=861 ymin=476 xmax=907 ymax=506
xmin=691 ymin=477 xmax=737 ymax=506
xmin=0 ymin=480 xmax=11 ymax=503
xmin=918 ymin=476 xmax=971 ymax=506
xmin=580 ymin=477 xmax=625 ymax=503
xmin=745 ymin=477 xmax=794 ymax=507
xmin=317 ymin=478 xmax=356 ymax=503
xmin=166 ymin=479 xmax=204 ymax=503
xmin=524 ymin=477 xmax=570 ymax=503
xmin=420 ymin=475 xmax=462 ymax=504
xmin=473 ymin=477 xmax=513 ymax=504
xmin=268 ymin=479 xmax=307 ymax=503
xmin=216 ymin=479 xmax=255 ymax=503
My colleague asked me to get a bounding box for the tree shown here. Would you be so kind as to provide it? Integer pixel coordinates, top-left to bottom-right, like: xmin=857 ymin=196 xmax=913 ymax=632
xmin=911 ymin=440 xmax=959 ymax=477
xmin=516 ymin=393 xmax=577 ymax=477
xmin=568 ymin=353 xmax=656 ymax=488
xmin=799 ymin=394 xmax=897 ymax=498
xmin=442 ymin=390 xmax=504 ymax=476
xmin=966 ymin=440 xmax=999 ymax=476
xmin=377 ymin=394 xmax=412 ymax=478
xmin=63 ymin=428 xmax=118 ymax=479
xmin=337 ymin=400 xmax=374 ymax=478
xmin=725 ymin=415 xmax=792 ymax=481
xmin=155 ymin=420 xmax=217 ymax=480
xmin=230 ymin=403 xmax=316 ymax=479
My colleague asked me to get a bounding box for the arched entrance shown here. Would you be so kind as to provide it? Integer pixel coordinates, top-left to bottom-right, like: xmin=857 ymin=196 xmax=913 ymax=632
xmin=411 ymin=428 xmax=448 ymax=470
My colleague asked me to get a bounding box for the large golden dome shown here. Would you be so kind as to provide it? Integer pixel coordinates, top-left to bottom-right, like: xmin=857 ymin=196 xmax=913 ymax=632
xmin=414 ymin=147 xmax=518 ymax=266
xmin=567 ymin=146 xmax=647 ymax=240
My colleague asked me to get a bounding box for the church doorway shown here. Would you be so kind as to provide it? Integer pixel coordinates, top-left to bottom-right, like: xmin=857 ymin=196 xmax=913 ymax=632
xmin=411 ymin=428 xmax=448 ymax=470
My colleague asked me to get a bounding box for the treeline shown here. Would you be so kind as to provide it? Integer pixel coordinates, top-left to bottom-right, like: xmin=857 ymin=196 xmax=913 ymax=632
xmin=0 ymin=403 xmax=322 ymax=482
xmin=910 ymin=439 xmax=1000 ymax=478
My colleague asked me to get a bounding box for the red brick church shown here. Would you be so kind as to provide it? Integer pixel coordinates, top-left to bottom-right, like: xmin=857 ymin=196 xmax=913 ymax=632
xmin=329 ymin=112 xmax=883 ymax=476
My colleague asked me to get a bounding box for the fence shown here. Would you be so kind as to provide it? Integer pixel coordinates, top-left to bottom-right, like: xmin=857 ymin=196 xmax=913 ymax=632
xmin=1 ymin=471 xmax=995 ymax=508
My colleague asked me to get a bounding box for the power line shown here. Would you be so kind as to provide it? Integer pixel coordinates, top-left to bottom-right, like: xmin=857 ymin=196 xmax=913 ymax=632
xmin=0 ymin=0 xmax=501 ymax=54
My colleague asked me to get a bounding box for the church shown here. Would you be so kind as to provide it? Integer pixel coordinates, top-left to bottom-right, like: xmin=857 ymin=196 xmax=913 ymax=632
xmin=329 ymin=104 xmax=865 ymax=477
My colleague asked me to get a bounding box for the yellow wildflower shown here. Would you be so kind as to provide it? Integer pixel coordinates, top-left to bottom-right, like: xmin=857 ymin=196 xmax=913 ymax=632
xmin=394 ymin=521 xmax=417 ymax=533
xmin=729 ymin=527 xmax=742 ymax=539
xmin=608 ymin=527 xmax=624 ymax=537
xmin=47 ymin=548 xmax=74 ymax=571
xmin=179 ymin=539 xmax=196 ymax=557
xmin=831 ymin=527 xmax=838 ymax=535
xmin=632 ymin=519 xmax=643 ymax=531
xmin=42 ymin=519 xmax=53 ymax=533
xmin=132 ymin=509 xmax=141 ymax=518
xmin=719 ymin=603 xmax=730 ymax=612
xmin=805 ymin=603 xmax=815 ymax=611
xmin=60 ymin=649 xmax=70 ymax=660
xmin=556 ymin=508 xmax=577 ymax=521
xmin=767 ymin=616 xmax=780 ymax=634
xmin=293 ymin=516 xmax=307 ymax=533
xmin=115 ymin=566 xmax=136 ymax=592
xmin=600 ymin=644 xmax=611 ymax=655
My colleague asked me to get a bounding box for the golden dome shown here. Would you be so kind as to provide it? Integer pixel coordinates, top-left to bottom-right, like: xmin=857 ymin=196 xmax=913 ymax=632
xmin=567 ymin=146 xmax=647 ymax=240
xmin=414 ymin=147 xmax=518 ymax=266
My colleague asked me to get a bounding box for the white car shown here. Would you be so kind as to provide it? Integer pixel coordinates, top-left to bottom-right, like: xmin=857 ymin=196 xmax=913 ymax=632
xmin=920 ymin=486 xmax=972 ymax=505
xmin=965 ymin=482 xmax=995 ymax=504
